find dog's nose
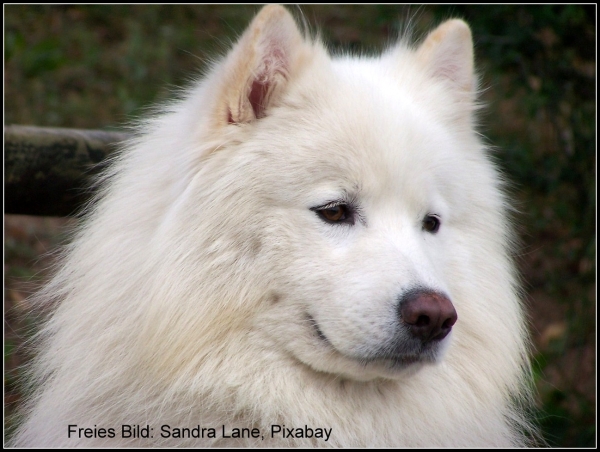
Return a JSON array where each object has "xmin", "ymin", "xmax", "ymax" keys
[{"xmin": 399, "ymin": 290, "xmax": 457, "ymax": 343}]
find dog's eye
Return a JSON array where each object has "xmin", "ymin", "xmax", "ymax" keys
[
  {"xmin": 315, "ymin": 204, "xmax": 354, "ymax": 225},
  {"xmin": 422, "ymin": 215, "xmax": 441, "ymax": 233},
  {"xmin": 321, "ymin": 205, "xmax": 348, "ymax": 222}
]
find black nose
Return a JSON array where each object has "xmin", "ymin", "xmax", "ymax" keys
[{"xmin": 399, "ymin": 289, "xmax": 457, "ymax": 343}]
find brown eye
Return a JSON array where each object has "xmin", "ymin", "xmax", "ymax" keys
[
  {"xmin": 320, "ymin": 205, "xmax": 347, "ymax": 222},
  {"xmin": 422, "ymin": 215, "xmax": 441, "ymax": 233},
  {"xmin": 312, "ymin": 203, "xmax": 355, "ymax": 225}
]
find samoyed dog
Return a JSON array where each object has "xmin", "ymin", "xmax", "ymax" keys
[{"xmin": 13, "ymin": 5, "xmax": 537, "ymax": 447}]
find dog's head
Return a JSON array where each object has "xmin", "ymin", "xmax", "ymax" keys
[{"xmin": 154, "ymin": 6, "xmax": 516, "ymax": 382}]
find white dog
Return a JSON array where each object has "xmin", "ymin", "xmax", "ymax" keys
[{"xmin": 13, "ymin": 5, "xmax": 537, "ymax": 447}]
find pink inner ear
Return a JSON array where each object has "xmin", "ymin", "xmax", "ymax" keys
[
  {"xmin": 434, "ymin": 62, "xmax": 462, "ymax": 86},
  {"xmin": 248, "ymin": 45, "xmax": 289, "ymax": 120},
  {"xmin": 249, "ymin": 79, "xmax": 270, "ymax": 119}
]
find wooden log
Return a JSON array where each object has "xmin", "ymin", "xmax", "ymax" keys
[{"xmin": 5, "ymin": 125, "xmax": 129, "ymax": 217}]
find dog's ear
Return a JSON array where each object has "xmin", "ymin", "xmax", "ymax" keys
[
  {"xmin": 416, "ymin": 19, "xmax": 475, "ymax": 100},
  {"xmin": 214, "ymin": 5, "xmax": 307, "ymax": 126}
]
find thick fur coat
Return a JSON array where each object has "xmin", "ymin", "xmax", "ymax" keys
[{"xmin": 13, "ymin": 6, "xmax": 536, "ymax": 447}]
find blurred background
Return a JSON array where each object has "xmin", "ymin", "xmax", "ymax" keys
[{"xmin": 4, "ymin": 5, "xmax": 595, "ymax": 447}]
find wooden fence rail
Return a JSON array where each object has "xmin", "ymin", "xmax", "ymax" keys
[{"xmin": 5, "ymin": 125, "xmax": 129, "ymax": 217}]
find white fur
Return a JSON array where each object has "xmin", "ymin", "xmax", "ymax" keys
[{"xmin": 13, "ymin": 6, "xmax": 537, "ymax": 447}]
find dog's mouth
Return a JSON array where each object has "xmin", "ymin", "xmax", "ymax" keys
[
  {"xmin": 361, "ymin": 353, "xmax": 431, "ymax": 369},
  {"xmin": 307, "ymin": 313, "xmax": 329, "ymax": 344},
  {"xmin": 306, "ymin": 313, "xmax": 432, "ymax": 369}
]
